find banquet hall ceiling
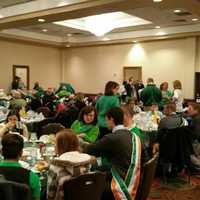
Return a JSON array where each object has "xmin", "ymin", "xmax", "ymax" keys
[
  {"xmin": 0, "ymin": 0, "xmax": 35, "ymax": 8},
  {"xmin": 0, "ymin": 0, "xmax": 200, "ymax": 47}
]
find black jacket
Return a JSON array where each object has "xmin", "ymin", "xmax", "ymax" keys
[{"xmin": 86, "ymin": 128, "xmax": 132, "ymax": 176}]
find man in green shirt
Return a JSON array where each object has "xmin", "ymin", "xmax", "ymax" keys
[
  {"xmin": 140, "ymin": 78, "xmax": 162, "ymax": 110},
  {"xmin": 0, "ymin": 134, "xmax": 40, "ymax": 200}
]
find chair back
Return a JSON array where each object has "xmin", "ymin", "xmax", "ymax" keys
[
  {"xmin": 136, "ymin": 153, "xmax": 159, "ymax": 200},
  {"xmin": 0, "ymin": 175, "xmax": 31, "ymax": 200},
  {"xmin": 158, "ymin": 127, "xmax": 193, "ymax": 169},
  {"xmin": 41, "ymin": 123, "xmax": 65, "ymax": 135},
  {"xmin": 36, "ymin": 106, "xmax": 51, "ymax": 117},
  {"xmin": 63, "ymin": 172, "xmax": 106, "ymax": 200}
]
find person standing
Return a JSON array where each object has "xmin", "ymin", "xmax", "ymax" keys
[
  {"xmin": 134, "ymin": 80, "xmax": 144, "ymax": 102},
  {"xmin": 125, "ymin": 77, "xmax": 137, "ymax": 100},
  {"xmin": 172, "ymin": 80, "xmax": 184, "ymax": 113},
  {"xmin": 140, "ymin": 78, "xmax": 162, "ymax": 111},
  {"xmin": 11, "ymin": 76, "xmax": 20, "ymax": 90},
  {"xmin": 160, "ymin": 82, "xmax": 173, "ymax": 108},
  {"xmin": 95, "ymin": 81, "xmax": 120, "ymax": 139}
]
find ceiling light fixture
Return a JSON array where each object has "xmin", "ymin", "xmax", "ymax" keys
[
  {"xmin": 133, "ymin": 41, "xmax": 137, "ymax": 43},
  {"xmin": 192, "ymin": 18, "xmax": 199, "ymax": 21},
  {"xmin": 155, "ymin": 26, "xmax": 160, "ymax": 29},
  {"xmin": 153, "ymin": 0, "xmax": 163, "ymax": 2},
  {"xmin": 174, "ymin": 9, "xmax": 182, "ymax": 13},
  {"xmin": 42, "ymin": 29, "xmax": 48, "ymax": 32},
  {"xmin": 66, "ymin": 44, "xmax": 71, "ymax": 47},
  {"xmin": 38, "ymin": 18, "xmax": 45, "ymax": 22},
  {"xmin": 67, "ymin": 33, "xmax": 72, "ymax": 37},
  {"xmin": 54, "ymin": 12, "xmax": 152, "ymax": 37}
]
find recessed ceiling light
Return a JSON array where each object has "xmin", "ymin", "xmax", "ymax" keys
[
  {"xmin": 38, "ymin": 18, "xmax": 45, "ymax": 22},
  {"xmin": 42, "ymin": 29, "xmax": 48, "ymax": 32},
  {"xmin": 155, "ymin": 26, "xmax": 160, "ymax": 29},
  {"xmin": 66, "ymin": 44, "xmax": 71, "ymax": 48},
  {"xmin": 156, "ymin": 31, "xmax": 166, "ymax": 36},
  {"xmin": 133, "ymin": 41, "xmax": 137, "ymax": 43},
  {"xmin": 174, "ymin": 9, "xmax": 182, "ymax": 13},
  {"xmin": 192, "ymin": 18, "xmax": 199, "ymax": 21},
  {"xmin": 153, "ymin": 0, "xmax": 163, "ymax": 2},
  {"xmin": 102, "ymin": 37, "xmax": 110, "ymax": 41}
]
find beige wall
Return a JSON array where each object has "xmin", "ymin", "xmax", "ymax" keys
[
  {"xmin": 0, "ymin": 40, "xmax": 62, "ymax": 91},
  {"xmin": 64, "ymin": 37, "xmax": 196, "ymax": 99},
  {"xmin": 0, "ymin": 37, "xmax": 197, "ymax": 99},
  {"xmin": 196, "ymin": 37, "xmax": 200, "ymax": 72}
]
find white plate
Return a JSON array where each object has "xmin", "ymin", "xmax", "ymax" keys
[
  {"xmin": 19, "ymin": 160, "xmax": 30, "ymax": 169},
  {"xmin": 39, "ymin": 135, "xmax": 49, "ymax": 144}
]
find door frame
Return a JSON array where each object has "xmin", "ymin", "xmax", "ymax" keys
[
  {"xmin": 123, "ymin": 66, "xmax": 142, "ymax": 81},
  {"xmin": 13, "ymin": 65, "xmax": 30, "ymax": 90}
]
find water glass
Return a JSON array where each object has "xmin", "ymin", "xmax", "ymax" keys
[{"xmin": 30, "ymin": 133, "xmax": 37, "ymax": 142}]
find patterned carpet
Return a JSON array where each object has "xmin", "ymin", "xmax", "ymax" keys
[{"xmin": 148, "ymin": 175, "xmax": 200, "ymax": 200}]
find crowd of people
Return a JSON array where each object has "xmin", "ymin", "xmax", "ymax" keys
[{"xmin": 0, "ymin": 75, "xmax": 200, "ymax": 200}]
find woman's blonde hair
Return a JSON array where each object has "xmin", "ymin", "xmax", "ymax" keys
[{"xmin": 173, "ymin": 80, "xmax": 182, "ymax": 89}]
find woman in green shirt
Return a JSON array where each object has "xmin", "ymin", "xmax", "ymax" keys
[
  {"xmin": 96, "ymin": 81, "xmax": 120, "ymax": 139},
  {"xmin": 160, "ymin": 82, "xmax": 173, "ymax": 108},
  {"xmin": 71, "ymin": 106, "xmax": 99, "ymax": 143}
]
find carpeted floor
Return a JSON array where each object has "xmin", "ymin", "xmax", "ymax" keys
[{"xmin": 148, "ymin": 175, "xmax": 200, "ymax": 200}]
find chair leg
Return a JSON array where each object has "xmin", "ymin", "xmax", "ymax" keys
[
  {"xmin": 162, "ymin": 163, "xmax": 168, "ymax": 183},
  {"xmin": 186, "ymin": 167, "xmax": 191, "ymax": 184}
]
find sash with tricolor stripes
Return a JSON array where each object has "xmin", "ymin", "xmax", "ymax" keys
[{"xmin": 111, "ymin": 133, "xmax": 142, "ymax": 200}]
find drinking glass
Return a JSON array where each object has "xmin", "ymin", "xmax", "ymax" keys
[{"xmin": 30, "ymin": 133, "xmax": 37, "ymax": 142}]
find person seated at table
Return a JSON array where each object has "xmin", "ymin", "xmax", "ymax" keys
[
  {"xmin": 85, "ymin": 107, "xmax": 142, "ymax": 200},
  {"xmin": 147, "ymin": 102, "xmax": 164, "ymax": 123},
  {"xmin": 152, "ymin": 102, "xmax": 188, "ymax": 155},
  {"xmin": 33, "ymin": 81, "xmax": 43, "ymax": 91},
  {"xmin": 71, "ymin": 106, "xmax": 99, "ymax": 143},
  {"xmin": 47, "ymin": 129, "xmax": 91, "ymax": 200},
  {"xmin": 56, "ymin": 83, "xmax": 75, "ymax": 95},
  {"xmin": 121, "ymin": 104, "xmax": 144, "ymax": 143},
  {"xmin": 10, "ymin": 90, "xmax": 27, "ymax": 110},
  {"xmin": 42, "ymin": 88, "xmax": 57, "ymax": 112},
  {"xmin": 186, "ymin": 102, "xmax": 200, "ymax": 141},
  {"xmin": 159, "ymin": 103, "xmax": 187, "ymax": 130},
  {"xmin": 126, "ymin": 97, "xmax": 142, "ymax": 114},
  {"xmin": 0, "ymin": 133, "xmax": 40, "ymax": 200},
  {"xmin": 0, "ymin": 109, "xmax": 29, "ymax": 138}
]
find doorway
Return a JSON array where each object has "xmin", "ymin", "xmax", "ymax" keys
[
  {"xmin": 123, "ymin": 66, "xmax": 142, "ymax": 82},
  {"xmin": 13, "ymin": 65, "xmax": 30, "ymax": 90}
]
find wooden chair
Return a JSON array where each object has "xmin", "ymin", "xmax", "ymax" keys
[
  {"xmin": 136, "ymin": 153, "xmax": 159, "ymax": 200},
  {"xmin": 63, "ymin": 172, "xmax": 106, "ymax": 200}
]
